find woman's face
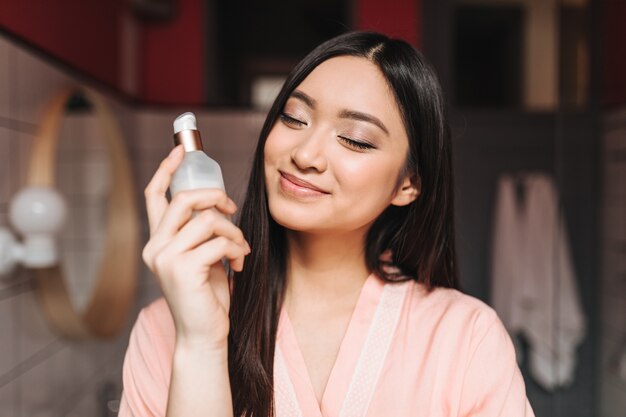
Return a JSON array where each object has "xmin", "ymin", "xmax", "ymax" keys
[{"xmin": 264, "ymin": 56, "xmax": 419, "ymax": 235}]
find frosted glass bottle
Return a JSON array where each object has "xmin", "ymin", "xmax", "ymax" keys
[{"xmin": 169, "ymin": 112, "xmax": 225, "ymax": 197}]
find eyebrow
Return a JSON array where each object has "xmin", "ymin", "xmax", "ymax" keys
[
  {"xmin": 289, "ymin": 90, "xmax": 390, "ymax": 136},
  {"xmin": 291, "ymin": 90, "xmax": 316, "ymax": 108},
  {"xmin": 338, "ymin": 109, "xmax": 390, "ymax": 136}
]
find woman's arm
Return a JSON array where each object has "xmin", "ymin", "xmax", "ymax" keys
[
  {"xmin": 118, "ymin": 302, "xmax": 234, "ymax": 417},
  {"xmin": 166, "ymin": 342, "xmax": 232, "ymax": 417},
  {"xmin": 119, "ymin": 145, "xmax": 249, "ymax": 416}
]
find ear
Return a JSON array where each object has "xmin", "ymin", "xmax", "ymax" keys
[{"xmin": 390, "ymin": 174, "xmax": 421, "ymax": 207}]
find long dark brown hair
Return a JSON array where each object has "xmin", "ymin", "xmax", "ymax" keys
[{"xmin": 229, "ymin": 31, "xmax": 458, "ymax": 417}]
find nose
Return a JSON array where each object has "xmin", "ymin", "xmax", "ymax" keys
[{"xmin": 290, "ymin": 128, "xmax": 328, "ymax": 172}]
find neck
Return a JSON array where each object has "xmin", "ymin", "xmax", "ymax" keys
[{"xmin": 284, "ymin": 228, "xmax": 371, "ymax": 307}]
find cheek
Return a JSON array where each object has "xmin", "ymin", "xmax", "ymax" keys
[
  {"xmin": 264, "ymin": 127, "xmax": 291, "ymax": 168},
  {"xmin": 263, "ymin": 130, "xmax": 276, "ymax": 163},
  {"xmin": 335, "ymin": 155, "xmax": 402, "ymax": 198}
]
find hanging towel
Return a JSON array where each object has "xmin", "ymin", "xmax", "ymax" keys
[{"xmin": 490, "ymin": 172, "xmax": 586, "ymax": 391}]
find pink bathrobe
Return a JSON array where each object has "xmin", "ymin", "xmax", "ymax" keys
[{"xmin": 118, "ymin": 274, "xmax": 535, "ymax": 417}]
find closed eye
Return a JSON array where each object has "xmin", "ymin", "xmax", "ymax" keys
[
  {"xmin": 279, "ymin": 113, "xmax": 307, "ymax": 127},
  {"xmin": 338, "ymin": 136, "xmax": 375, "ymax": 150}
]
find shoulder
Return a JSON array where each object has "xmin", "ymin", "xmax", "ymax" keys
[
  {"xmin": 404, "ymin": 281, "xmax": 504, "ymax": 349},
  {"xmin": 411, "ymin": 281, "xmax": 498, "ymax": 324},
  {"xmin": 420, "ymin": 286, "xmax": 535, "ymax": 415},
  {"xmin": 401, "ymin": 281, "xmax": 526, "ymax": 392}
]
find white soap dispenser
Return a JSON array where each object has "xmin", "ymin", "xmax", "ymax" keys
[{"xmin": 169, "ymin": 112, "xmax": 225, "ymax": 197}]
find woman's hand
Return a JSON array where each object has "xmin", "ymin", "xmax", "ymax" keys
[{"xmin": 142, "ymin": 145, "xmax": 250, "ymax": 351}]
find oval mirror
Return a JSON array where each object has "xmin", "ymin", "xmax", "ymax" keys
[{"xmin": 26, "ymin": 87, "xmax": 139, "ymax": 340}]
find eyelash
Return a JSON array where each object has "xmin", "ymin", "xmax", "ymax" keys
[
  {"xmin": 338, "ymin": 136, "xmax": 374, "ymax": 150},
  {"xmin": 279, "ymin": 113, "xmax": 307, "ymax": 127},
  {"xmin": 279, "ymin": 112, "xmax": 375, "ymax": 151}
]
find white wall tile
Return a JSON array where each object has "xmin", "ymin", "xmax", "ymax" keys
[
  {"xmin": 219, "ymin": 155, "xmax": 253, "ymax": 206},
  {"xmin": 136, "ymin": 157, "xmax": 165, "ymax": 199},
  {"xmin": 58, "ymin": 113, "xmax": 108, "ymax": 153},
  {"xmin": 15, "ymin": 47, "xmax": 74, "ymax": 126},
  {"xmin": 0, "ymin": 129, "xmax": 14, "ymax": 205},
  {"xmin": 16, "ymin": 349, "xmax": 60, "ymax": 416},
  {"xmin": 47, "ymin": 345, "xmax": 76, "ymax": 398},
  {"xmin": 134, "ymin": 111, "xmax": 179, "ymax": 153},
  {"xmin": 0, "ymin": 381, "xmax": 17, "ymax": 417},
  {"xmin": 104, "ymin": 96, "xmax": 136, "ymax": 146},
  {"xmin": 0, "ymin": 296, "xmax": 17, "ymax": 377},
  {"xmin": 0, "ymin": 34, "xmax": 15, "ymax": 121},
  {"xmin": 199, "ymin": 111, "xmax": 264, "ymax": 154},
  {"xmin": 63, "ymin": 390, "xmax": 97, "ymax": 417},
  {"xmin": 16, "ymin": 290, "xmax": 58, "ymax": 366},
  {"xmin": 55, "ymin": 343, "xmax": 126, "ymax": 416}
]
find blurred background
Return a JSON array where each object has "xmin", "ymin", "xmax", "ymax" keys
[{"xmin": 0, "ymin": 0, "xmax": 624, "ymax": 416}]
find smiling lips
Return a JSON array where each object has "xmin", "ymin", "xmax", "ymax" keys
[{"xmin": 279, "ymin": 171, "xmax": 330, "ymax": 196}]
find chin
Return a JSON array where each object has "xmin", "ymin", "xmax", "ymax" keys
[
  {"xmin": 268, "ymin": 201, "xmax": 374, "ymax": 236},
  {"xmin": 268, "ymin": 201, "xmax": 324, "ymax": 232}
]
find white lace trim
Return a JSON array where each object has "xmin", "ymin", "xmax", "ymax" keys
[
  {"xmin": 338, "ymin": 281, "xmax": 410, "ymax": 417},
  {"xmin": 274, "ymin": 345, "xmax": 304, "ymax": 417}
]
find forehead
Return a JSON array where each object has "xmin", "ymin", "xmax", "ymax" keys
[{"xmin": 294, "ymin": 56, "xmax": 405, "ymax": 133}]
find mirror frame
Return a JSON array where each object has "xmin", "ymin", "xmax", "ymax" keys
[{"xmin": 26, "ymin": 86, "xmax": 140, "ymax": 340}]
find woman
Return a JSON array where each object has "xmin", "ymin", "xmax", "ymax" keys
[{"xmin": 119, "ymin": 31, "xmax": 534, "ymax": 417}]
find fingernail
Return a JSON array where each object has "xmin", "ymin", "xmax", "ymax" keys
[{"xmin": 168, "ymin": 145, "xmax": 182, "ymax": 159}]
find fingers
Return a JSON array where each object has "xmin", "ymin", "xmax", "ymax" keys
[
  {"xmin": 180, "ymin": 236, "xmax": 249, "ymax": 273},
  {"xmin": 143, "ymin": 203, "xmax": 250, "ymax": 277},
  {"xmin": 142, "ymin": 148, "xmax": 246, "ymax": 279},
  {"xmin": 145, "ymin": 145, "xmax": 184, "ymax": 234},
  {"xmin": 167, "ymin": 209, "xmax": 249, "ymax": 255},
  {"xmin": 153, "ymin": 189, "xmax": 238, "ymax": 239}
]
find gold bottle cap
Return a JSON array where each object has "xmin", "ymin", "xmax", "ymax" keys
[{"xmin": 173, "ymin": 129, "xmax": 204, "ymax": 152}]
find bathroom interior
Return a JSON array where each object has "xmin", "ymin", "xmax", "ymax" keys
[{"xmin": 0, "ymin": 0, "xmax": 624, "ymax": 415}]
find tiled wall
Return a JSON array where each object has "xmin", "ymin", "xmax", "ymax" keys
[
  {"xmin": 600, "ymin": 108, "xmax": 626, "ymax": 416},
  {"xmin": 0, "ymin": 32, "xmax": 134, "ymax": 417},
  {"xmin": 0, "ymin": 32, "xmax": 264, "ymax": 416}
]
